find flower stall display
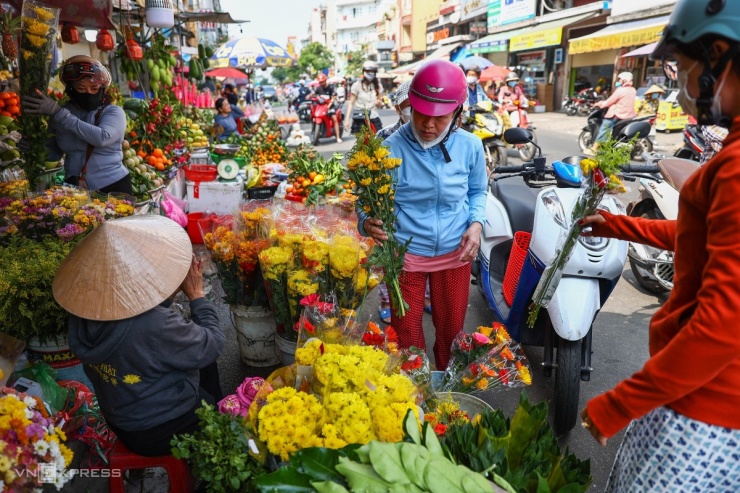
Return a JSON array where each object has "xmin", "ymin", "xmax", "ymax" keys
[
  {"xmin": 346, "ymin": 126, "xmax": 408, "ymax": 316},
  {"xmin": 17, "ymin": 0, "xmax": 60, "ymax": 189},
  {"xmin": 0, "ymin": 187, "xmax": 134, "ymax": 344},
  {"xmin": 527, "ymin": 135, "xmax": 631, "ymax": 326},
  {"xmin": 202, "ymin": 206, "xmax": 272, "ymax": 308},
  {"xmin": 0, "ymin": 388, "xmax": 74, "ymax": 490},
  {"xmin": 249, "ymin": 339, "xmax": 419, "ymax": 461}
]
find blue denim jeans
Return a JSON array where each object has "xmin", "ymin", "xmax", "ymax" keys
[{"xmin": 596, "ymin": 117, "xmax": 617, "ymax": 143}]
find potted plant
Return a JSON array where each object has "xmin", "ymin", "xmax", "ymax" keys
[{"xmin": 171, "ymin": 403, "xmax": 267, "ymax": 493}]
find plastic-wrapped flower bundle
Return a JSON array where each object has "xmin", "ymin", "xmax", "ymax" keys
[
  {"xmin": 439, "ymin": 322, "xmax": 512, "ymax": 391},
  {"xmin": 287, "ymin": 268, "xmax": 319, "ymax": 330},
  {"xmin": 439, "ymin": 340, "xmax": 532, "ymax": 394},
  {"xmin": 328, "ymin": 234, "xmax": 361, "ymax": 310},
  {"xmin": 259, "ymin": 245, "xmax": 293, "ymax": 337}
]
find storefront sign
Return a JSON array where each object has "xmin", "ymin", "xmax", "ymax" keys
[
  {"xmin": 500, "ymin": 0, "xmax": 536, "ymax": 26},
  {"xmin": 487, "ymin": 0, "xmax": 501, "ymax": 30},
  {"xmin": 510, "ymin": 26, "xmax": 562, "ymax": 52},
  {"xmin": 655, "ymin": 100, "xmax": 689, "ymax": 131},
  {"xmin": 554, "ymin": 48, "xmax": 563, "ymax": 64},
  {"xmin": 470, "ymin": 39, "xmax": 508, "ymax": 54},
  {"xmin": 460, "ymin": 0, "xmax": 487, "ymax": 22},
  {"xmin": 469, "ymin": 21, "xmax": 487, "ymax": 34},
  {"xmin": 570, "ymin": 24, "xmax": 665, "ymax": 54},
  {"xmin": 517, "ymin": 50, "xmax": 545, "ymax": 64},
  {"xmin": 432, "ymin": 28, "xmax": 451, "ymax": 42}
]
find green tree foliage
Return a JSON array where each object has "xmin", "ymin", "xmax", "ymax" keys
[
  {"xmin": 345, "ymin": 47, "xmax": 367, "ymax": 77},
  {"xmin": 298, "ymin": 42, "xmax": 334, "ymax": 75},
  {"xmin": 271, "ymin": 65, "xmax": 303, "ymax": 84}
]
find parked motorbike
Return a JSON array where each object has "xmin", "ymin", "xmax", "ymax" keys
[
  {"xmin": 562, "ymin": 88, "xmax": 602, "ymax": 117},
  {"xmin": 462, "ymin": 100, "xmax": 508, "ymax": 173},
  {"xmin": 578, "ymin": 108, "xmax": 655, "ymax": 160},
  {"xmin": 310, "ymin": 95, "xmax": 343, "ymax": 146},
  {"xmin": 626, "ymin": 153, "xmax": 699, "ymax": 293},
  {"xmin": 472, "ymin": 123, "xmax": 652, "ymax": 434},
  {"xmin": 673, "ymin": 124, "xmax": 704, "ymax": 162},
  {"xmin": 503, "ymin": 100, "xmax": 538, "ymax": 161}
]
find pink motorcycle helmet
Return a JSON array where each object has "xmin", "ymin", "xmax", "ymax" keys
[{"xmin": 408, "ymin": 60, "xmax": 467, "ymax": 117}]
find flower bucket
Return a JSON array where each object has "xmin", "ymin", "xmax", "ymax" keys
[
  {"xmin": 26, "ymin": 336, "xmax": 94, "ymax": 389},
  {"xmin": 275, "ymin": 332, "xmax": 297, "ymax": 366},
  {"xmin": 231, "ymin": 305, "xmax": 280, "ymax": 367}
]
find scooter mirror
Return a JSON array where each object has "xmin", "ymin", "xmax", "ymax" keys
[
  {"xmin": 621, "ymin": 121, "xmax": 651, "ymax": 140},
  {"xmin": 503, "ymin": 127, "xmax": 533, "ymax": 145}
]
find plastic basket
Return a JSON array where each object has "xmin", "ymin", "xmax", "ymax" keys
[
  {"xmin": 187, "ymin": 212, "xmax": 205, "ymax": 243},
  {"xmin": 503, "ymin": 231, "xmax": 531, "ymax": 306},
  {"xmin": 183, "ymin": 164, "xmax": 218, "ymax": 182}
]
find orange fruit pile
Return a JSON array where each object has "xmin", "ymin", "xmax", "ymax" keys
[
  {"xmin": 0, "ymin": 92, "xmax": 21, "ymax": 118},
  {"xmin": 141, "ymin": 148, "xmax": 172, "ymax": 171}
]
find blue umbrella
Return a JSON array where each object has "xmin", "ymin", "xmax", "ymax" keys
[
  {"xmin": 459, "ymin": 56, "xmax": 494, "ymax": 70},
  {"xmin": 211, "ymin": 36, "xmax": 295, "ymax": 69}
]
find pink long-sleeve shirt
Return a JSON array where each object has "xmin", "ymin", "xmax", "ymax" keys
[{"xmin": 596, "ymin": 85, "xmax": 637, "ymax": 120}]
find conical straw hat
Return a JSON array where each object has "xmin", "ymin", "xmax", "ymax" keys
[{"xmin": 53, "ymin": 215, "xmax": 193, "ymax": 321}]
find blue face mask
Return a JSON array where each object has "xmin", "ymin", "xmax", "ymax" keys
[
  {"xmin": 615, "ymin": 82, "xmax": 622, "ymax": 88},
  {"xmin": 651, "ymin": 94, "xmax": 660, "ymax": 100},
  {"xmin": 508, "ymin": 81, "xmax": 517, "ymax": 87}
]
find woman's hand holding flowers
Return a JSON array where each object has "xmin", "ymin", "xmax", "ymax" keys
[
  {"xmin": 21, "ymin": 88, "xmax": 61, "ymax": 116},
  {"xmin": 363, "ymin": 217, "xmax": 388, "ymax": 244}
]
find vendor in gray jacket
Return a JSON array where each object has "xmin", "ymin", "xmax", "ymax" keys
[
  {"xmin": 21, "ymin": 55, "xmax": 131, "ymax": 194},
  {"xmin": 53, "ymin": 215, "xmax": 224, "ymax": 456}
]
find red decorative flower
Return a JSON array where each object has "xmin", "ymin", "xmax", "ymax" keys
[
  {"xmin": 401, "ymin": 355, "xmax": 422, "ymax": 372},
  {"xmin": 362, "ymin": 331, "xmax": 385, "ymax": 347},
  {"xmin": 386, "ymin": 326, "xmax": 398, "ymax": 343},
  {"xmin": 433, "ymin": 423, "xmax": 447, "ymax": 436}
]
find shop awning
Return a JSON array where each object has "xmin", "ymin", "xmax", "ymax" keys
[
  {"xmin": 621, "ymin": 41, "xmax": 658, "ymax": 58},
  {"xmin": 178, "ymin": 12, "xmax": 249, "ymax": 24},
  {"xmin": 509, "ymin": 12, "xmax": 596, "ymax": 52},
  {"xmin": 390, "ymin": 43, "xmax": 461, "ymax": 74},
  {"xmin": 467, "ymin": 26, "xmax": 531, "ymax": 55},
  {"xmin": 569, "ymin": 16, "xmax": 669, "ymax": 55}
]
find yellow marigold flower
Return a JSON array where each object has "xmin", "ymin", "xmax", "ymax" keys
[
  {"xmin": 359, "ymin": 178, "xmax": 372, "ymax": 186},
  {"xmin": 383, "ymin": 157, "xmax": 402, "ymax": 169},
  {"xmin": 24, "ymin": 33, "xmax": 48, "ymax": 48},
  {"xmin": 24, "ymin": 18, "xmax": 50, "ymax": 36},
  {"xmin": 368, "ymin": 160, "xmax": 382, "ymax": 171},
  {"xmin": 374, "ymin": 146, "xmax": 391, "ymax": 160},
  {"xmin": 478, "ymin": 325, "xmax": 493, "ymax": 337},
  {"xmin": 33, "ymin": 5, "xmax": 57, "ymax": 21},
  {"xmin": 519, "ymin": 366, "xmax": 532, "ymax": 385},
  {"xmin": 580, "ymin": 158, "xmax": 598, "ymax": 175},
  {"xmin": 377, "ymin": 184, "xmax": 390, "ymax": 195},
  {"xmin": 475, "ymin": 379, "xmax": 489, "ymax": 390},
  {"xmin": 608, "ymin": 174, "xmax": 627, "ymax": 194},
  {"xmin": 22, "ymin": 50, "xmax": 34, "ymax": 60}
]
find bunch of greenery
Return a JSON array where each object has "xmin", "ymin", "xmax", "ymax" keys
[
  {"xmin": 171, "ymin": 403, "xmax": 266, "ymax": 493},
  {"xmin": 0, "ymin": 236, "xmax": 74, "ymax": 344},
  {"xmin": 443, "ymin": 392, "xmax": 592, "ymax": 493}
]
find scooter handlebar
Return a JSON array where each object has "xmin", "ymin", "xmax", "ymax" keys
[
  {"xmin": 494, "ymin": 164, "xmax": 527, "ymax": 174},
  {"xmin": 620, "ymin": 164, "xmax": 660, "ymax": 173}
]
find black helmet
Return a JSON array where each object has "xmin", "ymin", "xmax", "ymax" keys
[{"xmin": 60, "ymin": 55, "xmax": 111, "ymax": 88}]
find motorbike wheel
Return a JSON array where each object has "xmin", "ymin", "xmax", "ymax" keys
[
  {"xmin": 312, "ymin": 123, "xmax": 323, "ymax": 146},
  {"xmin": 566, "ymin": 106, "xmax": 577, "ymax": 117},
  {"xmin": 628, "ymin": 202, "xmax": 670, "ymax": 294},
  {"xmin": 484, "ymin": 142, "xmax": 507, "ymax": 173},
  {"xmin": 553, "ymin": 338, "xmax": 582, "ymax": 436},
  {"xmin": 578, "ymin": 130, "xmax": 593, "ymax": 153},
  {"xmin": 517, "ymin": 131, "xmax": 537, "ymax": 161},
  {"xmin": 577, "ymin": 104, "xmax": 591, "ymax": 117},
  {"xmin": 631, "ymin": 138, "xmax": 653, "ymax": 161}
]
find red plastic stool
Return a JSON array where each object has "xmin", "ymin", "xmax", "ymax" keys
[{"xmin": 106, "ymin": 440, "xmax": 193, "ymax": 493}]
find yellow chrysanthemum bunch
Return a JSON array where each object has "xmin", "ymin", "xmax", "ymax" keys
[
  {"xmin": 257, "ymin": 387, "xmax": 325, "ymax": 461},
  {"xmin": 24, "ymin": 18, "xmax": 50, "ymax": 36},
  {"xmin": 259, "ymin": 246, "xmax": 292, "ymax": 280}
]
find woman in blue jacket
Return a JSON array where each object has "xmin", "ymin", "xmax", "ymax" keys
[
  {"xmin": 214, "ymin": 97, "xmax": 245, "ymax": 140},
  {"xmin": 360, "ymin": 60, "xmax": 487, "ymax": 369}
]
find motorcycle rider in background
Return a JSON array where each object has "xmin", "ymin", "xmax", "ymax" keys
[
  {"xmin": 584, "ymin": 71, "xmax": 637, "ymax": 155},
  {"xmin": 312, "ymin": 73, "xmax": 342, "ymax": 144},
  {"xmin": 465, "ymin": 65, "xmax": 490, "ymax": 110},
  {"xmin": 497, "ymin": 72, "xmax": 528, "ymax": 127}
]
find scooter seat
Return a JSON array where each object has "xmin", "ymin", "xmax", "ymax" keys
[{"xmin": 490, "ymin": 176, "xmax": 539, "ymax": 234}]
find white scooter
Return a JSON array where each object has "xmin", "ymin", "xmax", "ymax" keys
[
  {"xmin": 626, "ymin": 154, "xmax": 700, "ymax": 293},
  {"xmin": 472, "ymin": 125, "xmax": 653, "ymax": 434}
]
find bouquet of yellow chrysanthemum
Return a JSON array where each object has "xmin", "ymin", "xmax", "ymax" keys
[
  {"xmin": 527, "ymin": 133, "xmax": 631, "ymax": 326},
  {"xmin": 328, "ymin": 233, "xmax": 362, "ymax": 310},
  {"xmin": 18, "ymin": 0, "xmax": 61, "ymax": 189},
  {"xmin": 347, "ymin": 126, "xmax": 409, "ymax": 316},
  {"xmin": 259, "ymin": 245, "xmax": 294, "ymax": 338}
]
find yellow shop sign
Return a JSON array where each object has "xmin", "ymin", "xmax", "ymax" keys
[
  {"xmin": 570, "ymin": 25, "xmax": 665, "ymax": 55},
  {"xmin": 510, "ymin": 27, "xmax": 563, "ymax": 52},
  {"xmin": 655, "ymin": 100, "xmax": 689, "ymax": 132}
]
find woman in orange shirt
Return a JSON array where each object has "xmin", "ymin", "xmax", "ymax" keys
[{"xmin": 579, "ymin": 1, "xmax": 740, "ymax": 491}]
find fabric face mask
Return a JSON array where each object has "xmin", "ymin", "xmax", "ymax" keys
[
  {"xmin": 68, "ymin": 87, "xmax": 105, "ymax": 111},
  {"xmin": 400, "ymin": 107, "xmax": 411, "ymax": 123},
  {"xmin": 411, "ymin": 118, "xmax": 454, "ymax": 150},
  {"xmin": 615, "ymin": 82, "xmax": 622, "ymax": 88},
  {"xmin": 466, "ymin": 75, "xmax": 478, "ymax": 85},
  {"xmin": 676, "ymin": 61, "xmax": 699, "ymax": 118},
  {"xmin": 364, "ymin": 71, "xmax": 376, "ymax": 81},
  {"xmin": 507, "ymin": 81, "xmax": 517, "ymax": 87}
]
